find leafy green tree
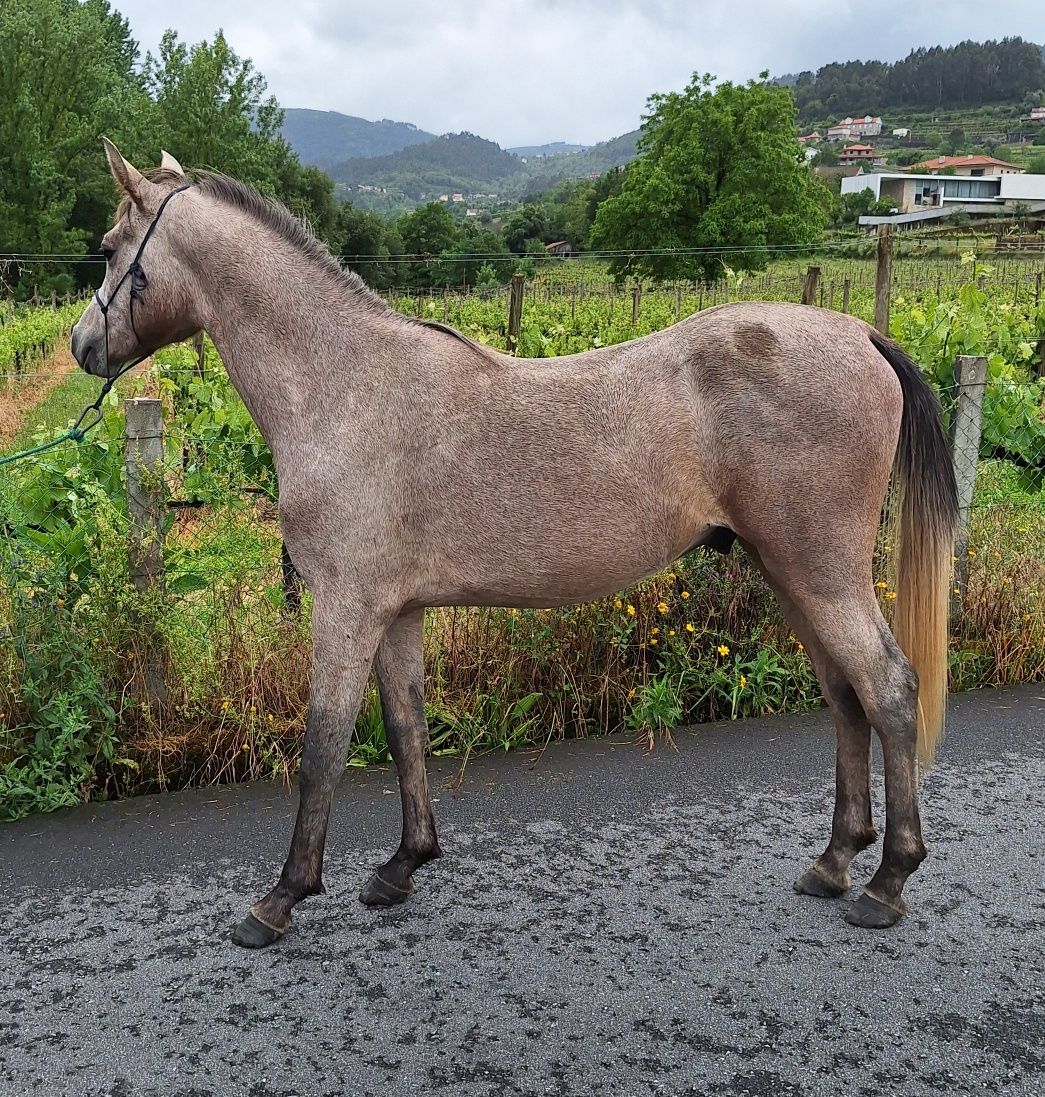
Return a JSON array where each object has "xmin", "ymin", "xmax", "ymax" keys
[
  {"xmin": 0, "ymin": 0, "xmax": 152, "ymax": 294},
  {"xmin": 144, "ymin": 31, "xmax": 283, "ymax": 178},
  {"xmin": 1026, "ymin": 153, "xmax": 1045, "ymax": 174},
  {"xmin": 335, "ymin": 203, "xmax": 402, "ymax": 291},
  {"xmin": 591, "ymin": 73, "xmax": 827, "ymax": 281},
  {"xmin": 943, "ymin": 127, "xmax": 966, "ymax": 154},
  {"xmin": 440, "ymin": 224, "xmax": 512, "ymax": 287},
  {"xmin": 398, "ymin": 202, "xmax": 459, "ymax": 286},
  {"xmin": 502, "ymin": 204, "xmax": 547, "ymax": 253}
]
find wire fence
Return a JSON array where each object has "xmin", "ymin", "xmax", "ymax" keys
[{"xmin": 3, "ymin": 242, "xmax": 1045, "ymax": 812}]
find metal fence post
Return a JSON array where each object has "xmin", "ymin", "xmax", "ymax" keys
[
  {"xmin": 874, "ymin": 224, "xmax": 893, "ymax": 334},
  {"xmin": 507, "ymin": 273, "xmax": 524, "ymax": 354},
  {"xmin": 124, "ymin": 397, "xmax": 167, "ymax": 706},
  {"xmin": 950, "ymin": 355, "xmax": 987, "ymax": 598}
]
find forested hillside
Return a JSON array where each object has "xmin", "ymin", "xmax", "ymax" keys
[
  {"xmin": 281, "ymin": 109, "xmax": 435, "ymax": 168},
  {"xmin": 789, "ymin": 37, "xmax": 1045, "ymax": 122},
  {"xmin": 330, "ymin": 132, "xmax": 522, "ymax": 195}
]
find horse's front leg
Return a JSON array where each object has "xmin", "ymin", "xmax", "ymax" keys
[
  {"xmin": 359, "ymin": 607, "xmax": 442, "ymax": 906},
  {"xmin": 232, "ymin": 593, "xmax": 388, "ymax": 948}
]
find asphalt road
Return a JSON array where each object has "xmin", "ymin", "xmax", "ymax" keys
[{"xmin": 3, "ymin": 686, "xmax": 1044, "ymax": 1097}]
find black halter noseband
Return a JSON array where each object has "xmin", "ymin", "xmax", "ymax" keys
[{"xmin": 94, "ymin": 183, "xmax": 190, "ymax": 377}]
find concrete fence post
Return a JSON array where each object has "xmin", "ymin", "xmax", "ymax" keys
[{"xmin": 950, "ymin": 355, "xmax": 987, "ymax": 599}]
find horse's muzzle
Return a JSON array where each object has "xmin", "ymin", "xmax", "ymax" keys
[{"xmin": 70, "ymin": 323, "xmax": 103, "ymax": 376}]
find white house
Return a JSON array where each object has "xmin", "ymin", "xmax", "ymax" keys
[
  {"xmin": 827, "ymin": 115, "xmax": 882, "ymax": 140},
  {"xmin": 1030, "ymin": 106, "xmax": 1045, "ymax": 122},
  {"xmin": 842, "ymin": 168, "xmax": 1045, "ymax": 215}
]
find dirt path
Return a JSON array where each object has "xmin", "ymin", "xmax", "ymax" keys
[{"xmin": 0, "ymin": 348, "xmax": 78, "ymax": 450}]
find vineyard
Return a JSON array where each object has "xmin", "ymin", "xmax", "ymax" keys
[{"xmin": 2, "ymin": 250, "xmax": 1045, "ymax": 819}]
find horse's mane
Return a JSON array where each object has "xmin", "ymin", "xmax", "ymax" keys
[{"xmin": 190, "ymin": 171, "xmax": 494, "ymax": 357}]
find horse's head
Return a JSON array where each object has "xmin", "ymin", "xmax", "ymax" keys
[{"xmin": 71, "ymin": 139, "xmax": 203, "ymax": 377}]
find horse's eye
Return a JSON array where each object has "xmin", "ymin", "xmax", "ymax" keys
[{"xmin": 101, "ymin": 246, "xmax": 115, "ymax": 262}]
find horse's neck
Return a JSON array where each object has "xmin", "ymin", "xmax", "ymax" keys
[{"xmin": 199, "ymin": 253, "xmax": 384, "ymax": 451}]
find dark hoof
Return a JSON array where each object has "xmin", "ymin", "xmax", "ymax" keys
[
  {"xmin": 231, "ymin": 911, "xmax": 288, "ymax": 948},
  {"xmin": 359, "ymin": 872, "xmax": 413, "ymax": 907},
  {"xmin": 845, "ymin": 891, "xmax": 905, "ymax": 929},
  {"xmin": 793, "ymin": 865, "xmax": 848, "ymax": 899}
]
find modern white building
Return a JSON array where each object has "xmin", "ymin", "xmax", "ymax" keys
[{"xmin": 841, "ymin": 168, "xmax": 1045, "ymax": 217}]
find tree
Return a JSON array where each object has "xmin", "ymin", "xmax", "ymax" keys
[
  {"xmin": 397, "ymin": 203, "xmax": 459, "ymax": 286},
  {"xmin": 335, "ymin": 203, "xmax": 401, "ymax": 291},
  {"xmin": 944, "ymin": 127, "xmax": 966, "ymax": 154},
  {"xmin": 1026, "ymin": 153, "xmax": 1045, "ymax": 174},
  {"xmin": 590, "ymin": 73, "xmax": 827, "ymax": 282},
  {"xmin": 501, "ymin": 204, "xmax": 547, "ymax": 253},
  {"xmin": 0, "ymin": 0, "xmax": 152, "ymax": 294}
]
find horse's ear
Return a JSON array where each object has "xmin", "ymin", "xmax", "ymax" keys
[
  {"xmin": 101, "ymin": 137, "xmax": 146, "ymax": 208},
  {"xmin": 159, "ymin": 150, "xmax": 186, "ymax": 177}
]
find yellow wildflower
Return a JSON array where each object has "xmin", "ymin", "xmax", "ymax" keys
[
  {"xmin": 651, "ymin": 627, "xmax": 660, "ymax": 636},
  {"xmin": 614, "ymin": 599, "xmax": 623, "ymax": 609},
  {"xmin": 685, "ymin": 623, "xmax": 695, "ymax": 633},
  {"xmin": 668, "ymin": 629, "xmax": 676, "ymax": 637},
  {"xmin": 886, "ymin": 591, "xmax": 897, "ymax": 601},
  {"xmin": 717, "ymin": 644, "xmax": 730, "ymax": 657},
  {"xmin": 681, "ymin": 591, "xmax": 690, "ymax": 600},
  {"xmin": 626, "ymin": 604, "xmax": 636, "ymax": 616},
  {"xmin": 627, "ymin": 688, "xmax": 636, "ymax": 700},
  {"xmin": 875, "ymin": 581, "xmax": 887, "ymax": 589},
  {"xmin": 657, "ymin": 601, "xmax": 669, "ymax": 614},
  {"xmin": 650, "ymin": 638, "xmax": 658, "ymax": 646},
  {"xmin": 740, "ymin": 675, "xmax": 747, "ymax": 688}
]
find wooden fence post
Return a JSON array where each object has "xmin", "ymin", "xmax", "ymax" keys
[
  {"xmin": 841, "ymin": 278, "xmax": 851, "ymax": 314},
  {"xmin": 192, "ymin": 331, "xmax": 206, "ymax": 377},
  {"xmin": 950, "ymin": 355, "xmax": 987, "ymax": 599},
  {"xmin": 631, "ymin": 284, "xmax": 641, "ymax": 327},
  {"xmin": 124, "ymin": 397, "xmax": 167, "ymax": 706},
  {"xmin": 800, "ymin": 266, "xmax": 820, "ymax": 306},
  {"xmin": 507, "ymin": 273, "xmax": 524, "ymax": 354},
  {"xmin": 281, "ymin": 543, "xmax": 302, "ymax": 616},
  {"xmin": 874, "ymin": 224, "xmax": 893, "ymax": 334}
]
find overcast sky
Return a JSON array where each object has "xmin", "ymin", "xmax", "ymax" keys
[{"xmin": 114, "ymin": 0, "xmax": 1042, "ymax": 147}]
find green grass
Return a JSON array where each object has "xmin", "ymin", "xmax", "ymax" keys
[{"xmin": 3, "ymin": 371, "xmax": 110, "ymax": 455}]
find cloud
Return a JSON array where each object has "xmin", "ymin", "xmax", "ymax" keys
[{"xmin": 116, "ymin": 0, "xmax": 1043, "ymax": 147}]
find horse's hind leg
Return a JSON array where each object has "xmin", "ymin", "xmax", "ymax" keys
[
  {"xmin": 762, "ymin": 555, "xmax": 925, "ymax": 927},
  {"xmin": 359, "ymin": 608, "xmax": 442, "ymax": 907},
  {"xmin": 745, "ymin": 546, "xmax": 877, "ymax": 898}
]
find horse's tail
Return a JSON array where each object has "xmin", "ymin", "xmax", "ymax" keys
[{"xmin": 870, "ymin": 329, "xmax": 958, "ymax": 768}]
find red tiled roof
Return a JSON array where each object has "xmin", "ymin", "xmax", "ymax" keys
[{"xmin": 905, "ymin": 154, "xmax": 1022, "ymax": 172}]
